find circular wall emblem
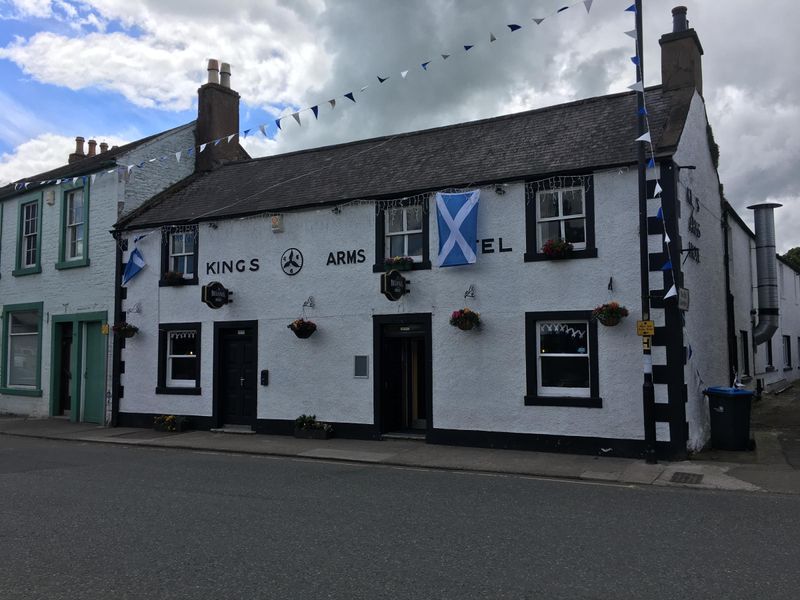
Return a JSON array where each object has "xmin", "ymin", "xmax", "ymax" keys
[{"xmin": 281, "ymin": 248, "xmax": 304, "ymax": 276}]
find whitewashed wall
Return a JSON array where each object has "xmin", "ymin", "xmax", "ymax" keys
[
  {"xmin": 0, "ymin": 124, "xmax": 196, "ymax": 418},
  {"xmin": 121, "ymin": 167, "xmax": 658, "ymax": 441},
  {"xmin": 673, "ymin": 92, "xmax": 731, "ymax": 451}
]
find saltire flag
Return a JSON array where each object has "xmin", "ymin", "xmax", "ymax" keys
[
  {"xmin": 436, "ymin": 190, "xmax": 480, "ymax": 267},
  {"xmin": 122, "ymin": 247, "xmax": 146, "ymax": 285}
]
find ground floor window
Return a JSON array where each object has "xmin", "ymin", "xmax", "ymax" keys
[
  {"xmin": 765, "ymin": 339, "xmax": 774, "ymax": 370},
  {"xmin": 525, "ymin": 311, "xmax": 601, "ymax": 408},
  {"xmin": 156, "ymin": 323, "xmax": 202, "ymax": 394},
  {"xmin": 739, "ymin": 330, "xmax": 750, "ymax": 376},
  {"xmin": 1, "ymin": 303, "xmax": 43, "ymax": 395}
]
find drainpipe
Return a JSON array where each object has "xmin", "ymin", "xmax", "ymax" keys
[{"xmin": 747, "ymin": 202, "xmax": 781, "ymax": 345}]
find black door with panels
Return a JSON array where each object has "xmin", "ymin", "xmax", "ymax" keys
[{"xmin": 215, "ymin": 322, "xmax": 258, "ymax": 427}]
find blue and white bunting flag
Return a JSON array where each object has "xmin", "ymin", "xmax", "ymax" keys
[
  {"xmin": 436, "ymin": 190, "xmax": 480, "ymax": 267},
  {"xmin": 122, "ymin": 247, "xmax": 146, "ymax": 285}
]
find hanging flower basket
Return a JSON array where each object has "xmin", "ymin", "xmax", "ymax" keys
[
  {"xmin": 384, "ymin": 256, "xmax": 415, "ymax": 271},
  {"xmin": 450, "ymin": 308, "xmax": 480, "ymax": 331},
  {"xmin": 112, "ymin": 322, "xmax": 139, "ymax": 338},
  {"xmin": 542, "ymin": 238, "xmax": 574, "ymax": 259},
  {"xmin": 591, "ymin": 302, "xmax": 630, "ymax": 327},
  {"xmin": 288, "ymin": 318, "xmax": 317, "ymax": 339}
]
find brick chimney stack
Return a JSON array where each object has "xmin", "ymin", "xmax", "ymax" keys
[
  {"xmin": 659, "ymin": 6, "xmax": 704, "ymax": 94},
  {"xmin": 99, "ymin": 142, "xmax": 109, "ymax": 154},
  {"xmin": 87, "ymin": 139, "xmax": 97, "ymax": 157},
  {"xmin": 196, "ymin": 58, "xmax": 240, "ymax": 172},
  {"xmin": 68, "ymin": 136, "xmax": 85, "ymax": 164}
]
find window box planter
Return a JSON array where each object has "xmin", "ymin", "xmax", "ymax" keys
[
  {"xmin": 112, "ymin": 322, "xmax": 139, "ymax": 338},
  {"xmin": 288, "ymin": 319, "xmax": 317, "ymax": 339},
  {"xmin": 162, "ymin": 271, "xmax": 188, "ymax": 286},
  {"xmin": 384, "ymin": 256, "xmax": 415, "ymax": 271},
  {"xmin": 541, "ymin": 238, "xmax": 574, "ymax": 259}
]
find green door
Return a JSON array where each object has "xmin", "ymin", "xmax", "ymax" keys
[{"xmin": 82, "ymin": 321, "xmax": 106, "ymax": 424}]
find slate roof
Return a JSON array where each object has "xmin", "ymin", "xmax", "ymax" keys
[
  {"xmin": 0, "ymin": 123, "xmax": 200, "ymax": 202},
  {"xmin": 119, "ymin": 85, "xmax": 694, "ymax": 230}
]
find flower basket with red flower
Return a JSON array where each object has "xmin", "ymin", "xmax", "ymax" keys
[
  {"xmin": 288, "ymin": 318, "xmax": 317, "ymax": 339},
  {"xmin": 542, "ymin": 238, "xmax": 574, "ymax": 259},
  {"xmin": 591, "ymin": 302, "xmax": 629, "ymax": 327},
  {"xmin": 449, "ymin": 307, "xmax": 481, "ymax": 331}
]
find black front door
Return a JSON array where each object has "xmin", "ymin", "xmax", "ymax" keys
[{"xmin": 218, "ymin": 325, "xmax": 258, "ymax": 426}]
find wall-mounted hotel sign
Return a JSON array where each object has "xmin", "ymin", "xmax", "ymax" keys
[
  {"xmin": 202, "ymin": 281, "xmax": 232, "ymax": 309},
  {"xmin": 381, "ymin": 270, "xmax": 409, "ymax": 302}
]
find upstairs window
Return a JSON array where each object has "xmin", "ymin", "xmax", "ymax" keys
[
  {"xmin": 373, "ymin": 198, "xmax": 431, "ymax": 272},
  {"xmin": 536, "ymin": 187, "xmax": 586, "ymax": 252},
  {"xmin": 160, "ymin": 226, "xmax": 199, "ymax": 286},
  {"xmin": 385, "ymin": 205, "xmax": 424, "ymax": 261},
  {"xmin": 14, "ymin": 196, "xmax": 42, "ymax": 276},
  {"xmin": 524, "ymin": 177, "xmax": 597, "ymax": 262},
  {"xmin": 57, "ymin": 185, "xmax": 90, "ymax": 269}
]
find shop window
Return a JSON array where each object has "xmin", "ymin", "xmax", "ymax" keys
[
  {"xmin": 1, "ymin": 303, "xmax": 43, "ymax": 396},
  {"xmin": 157, "ymin": 323, "xmax": 201, "ymax": 394},
  {"xmin": 525, "ymin": 311, "xmax": 601, "ymax": 407},
  {"xmin": 373, "ymin": 199, "xmax": 431, "ymax": 272},
  {"xmin": 160, "ymin": 226, "xmax": 199, "ymax": 286},
  {"xmin": 524, "ymin": 178, "xmax": 597, "ymax": 262}
]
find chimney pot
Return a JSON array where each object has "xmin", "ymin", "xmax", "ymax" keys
[
  {"xmin": 220, "ymin": 62, "xmax": 231, "ymax": 88},
  {"xmin": 207, "ymin": 59, "xmax": 220, "ymax": 85},
  {"xmin": 87, "ymin": 139, "xmax": 97, "ymax": 157},
  {"xmin": 672, "ymin": 6, "xmax": 688, "ymax": 32},
  {"xmin": 99, "ymin": 142, "xmax": 109, "ymax": 153}
]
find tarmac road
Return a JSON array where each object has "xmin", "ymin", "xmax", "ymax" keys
[{"xmin": 1, "ymin": 436, "xmax": 798, "ymax": 600}]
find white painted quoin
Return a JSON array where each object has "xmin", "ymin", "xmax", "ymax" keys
[{"xmin": 0, "ymin": 125, "xmax": 196, "ymax": 421}]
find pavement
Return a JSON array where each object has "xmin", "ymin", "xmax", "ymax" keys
[{"xmin": 2, "ymin": 387, "xmax": 800, "ymax": 495}]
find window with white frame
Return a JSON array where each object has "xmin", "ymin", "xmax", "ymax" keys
[
  {"xmin": 536, "ymin": 187, "xmax": 586, "ymax": 251},
  {"xmin": 65, "ymin": 189, "xmax": 85, "ymax": 260},
  {"xmin": 385, "ymin": 205, "xmax": 424, "ymax": 260},
  {"xmin": 169, "ymin": 231, "xmax": 196, "ymax": 277},
  {"xmin": 537, "ymin": 321, "xmax": 591, "ymax": 397},
  {"xmin": 167, "ymin": 330, "xmax": 198, "ymax": 387},
  {"xmin": 6, "ymin": 309, "xmax": 40, "ymax": 388},
  {"xmin": 22, "ymin": 201, "xmax": 39, "ymax": 268},
  {"xmin": 157, "ymin": 323, "xmax": 201, "ymax": 394}
]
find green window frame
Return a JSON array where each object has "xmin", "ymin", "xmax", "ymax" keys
[
  {"xmin": 13, "ymin": 194, "xmax": 43, "ymax": 276},
  {"xmin": 1, "ymin": 302, "xmax": 44, "ymax": 397},
  {"xmin": 57, "ymin": 181, "xmax": 90, "ymax": 269}
]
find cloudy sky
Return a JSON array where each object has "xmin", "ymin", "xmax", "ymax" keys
[{"xmin": 0, "ymin": 0, "xmax": 797, "ymax": 249}]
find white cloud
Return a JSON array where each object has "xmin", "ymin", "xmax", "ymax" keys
[{"xmin": 0, "ymin": 132, "xmax": 129, "ymax": 185}]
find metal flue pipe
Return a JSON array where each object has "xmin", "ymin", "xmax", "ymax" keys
[{"xmin": 748, "ymin": 202, "xmax": 782, "ymax": 345}]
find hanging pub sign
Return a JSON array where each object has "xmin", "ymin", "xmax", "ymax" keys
[
  {"xmin": 381, "ymin": 270, "xmax": 409, "ymax": 301},
  {"xmin": 202, "ymin": 281, "xmax": 232, "ymax": 309}
]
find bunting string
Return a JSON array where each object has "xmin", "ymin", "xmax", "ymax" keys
[{"xmin": 8, "ymin": 0, "xmax": 602, "ymax": 192}]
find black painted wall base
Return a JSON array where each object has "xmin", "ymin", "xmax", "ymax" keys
[
  {"xmin": 427, "ymin": 428, "xmax": 680, "ymax": 460},
  {"xmin": 114, "ymin": 413, "xmax": 682, "ymax": 459}
]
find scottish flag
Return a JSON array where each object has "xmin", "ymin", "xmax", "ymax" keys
[
  {"xmin": 122, "ymin": 247, "xmax": 146, "ymax": 285},
  {"xmin": 436, "ymin": 190, "xmax": 480, "ymax": 267}
]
